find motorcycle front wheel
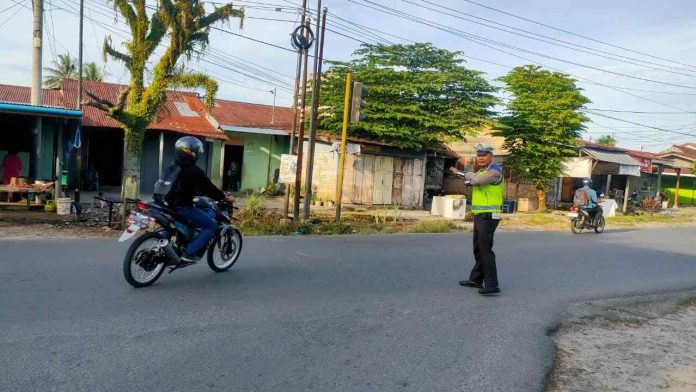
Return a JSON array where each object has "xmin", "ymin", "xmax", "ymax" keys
[
  {"xmin": 594, "ymin": 216, "xmax": 606, "ymax": 233},
  {"xmin": 123, "ymin": 232, "xmax": 167, "ymax": 288},
  {"xmin": 207, "ymin": 228, "xmax": 243, "ymax": 272}
]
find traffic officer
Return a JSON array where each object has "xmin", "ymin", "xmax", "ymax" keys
[{"xmin": 449, "ymin": 143, "xmax": 503, "ymax": 296}]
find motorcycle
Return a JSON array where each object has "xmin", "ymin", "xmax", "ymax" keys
[
  {"xmin": 119, "ymin": 196, "xmax": 243, "ymax": 287},
  {"xmin": 568, "ymin": 203, "xmax": 605, "ymax": 234}
]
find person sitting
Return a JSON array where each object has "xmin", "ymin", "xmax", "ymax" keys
[{"xmin": 575, "ymin": 178, "xmax": 599, "ymax": 222}]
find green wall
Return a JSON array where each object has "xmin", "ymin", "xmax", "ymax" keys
[
  {"xmin": 210, "ymin": 140, "xmax": 223, "ymax": 187},
  {"xmin": 661, "ymin": 175, "xmax": 696, "ymax": 206},
  {"xmin": 39, "ymin": 123, "xmax": 55, "ymax": 180},
  {"xmin": 238, "ymin": 133, "xmax": 288, "ymax": 192}
]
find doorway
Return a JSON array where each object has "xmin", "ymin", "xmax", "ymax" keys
[
  {"xmin": 86, "ymin": 129, "xmax": 124, "ymax": 187},
  {"xmin": 223, "ymin": 145, "xmax": 243, "ymax": 192}
]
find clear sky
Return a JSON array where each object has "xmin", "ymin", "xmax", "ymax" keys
[{"xmin": 2, "ymin": 0, "xmax": 696, "ymax": 152}]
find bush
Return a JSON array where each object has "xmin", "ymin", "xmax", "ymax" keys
[
  {"xmin": 315, "ymin": 222, "xmax": 352, "ymax": 235},
  {"xmin": 241, "ymin": 190, "xmax": 266, "ymax": 219}
]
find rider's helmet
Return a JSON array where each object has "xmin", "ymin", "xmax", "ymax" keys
[
  {"xmin": 582, "ymin": 177, "xmax": 593, "ymax": 187},
  {"xmin": 175, "ymin": 136, "xmax": 204, "ymax": 162}
]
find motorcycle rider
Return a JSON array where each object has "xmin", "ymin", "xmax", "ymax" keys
[
  {"xmin": 171, "ymin": 136, "xmax": 235, "ymax": 263},
  {"xmin": 578, "ymin": 177, "xmax": 599, "ymax": 222}
]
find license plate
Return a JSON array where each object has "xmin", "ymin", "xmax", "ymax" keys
[
  {"xmin": 118, "ymin": 212, "xmax": 150, "ymax": 242},
  {"xmin": 567, "ymin": 212, "xmax": 578, "ymax": 218}
]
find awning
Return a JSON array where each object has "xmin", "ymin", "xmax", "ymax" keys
[
  {"xmin": 582, "ymin": 147, "xmax": 641, "ymax": 177},
  {"xmin": 220, "ymin": 125, "xmax": 288, "ymax": 136},
  {"xmin": 0, "ymin": 102, "xmax": 82, "ymax": 118}
]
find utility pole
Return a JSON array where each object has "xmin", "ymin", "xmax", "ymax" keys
[
  {"xmin": 292, "ymin": 18, "xmax": 311, "ymax": 219},
  {"xmin": 74, "ymin": 0, "xmax": 84, "ymax": 207},
  {"xmin": 283, "ymin": 0, "xmax": 308, "ymax": 220},
  {"xmin": 30, "ymin": 0, "xmax": 43, "ymax": 181},
  {"xmin": 335, "ymin": 72, "xmax": 352, "ymax": 222},
  {"xmin": 270, "ymin": 88, "xmax": 277, "ymax": 124},
  {"xmin": 302, "ymin": 5, "xmax": 327, "ymax": 220}
]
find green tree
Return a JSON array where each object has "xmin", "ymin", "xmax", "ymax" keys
[
  {"xmin": 596, "ymin": 134, "xmax": 617, "ymax": 147},
  {"xmin": 86, "ymin": 0, "xmax": 243, "ymax": 202},
  {"xmin": 43, "ymin": 54, "xmax": 78, "ymax": 88},
  {"xmin": 496, "ymin": 65, "xmax": 590, "ymax": 211},
  {"xmin": 83, "ymin": 62, "xmax": 107, "ymax": 82},
  {"xmin": 318, "ymin": 43, "xmax": 498, "ymax": 150}
]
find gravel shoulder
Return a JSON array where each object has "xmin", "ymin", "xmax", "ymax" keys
[{"xmin": 546, "ymin": 290, "xmax": 696, "ymax": 392}]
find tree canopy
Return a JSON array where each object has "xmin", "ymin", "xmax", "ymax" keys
[
  {"xmin": 496, "ymin": 65, "xmax": 590, "ymax": 210},
  {"xmin": 87, "ymin": 0, "xmax": 243, "ymax": 200},
  {"xmin": 318, "ymin": 43, "xmax": 498, "ymax": 150},
  {"xmin": 43, "ymin": 54, "xmax": 78, "ymax": 88},
  {"xmin": 595, "ymin": 134, "xmax": 617, "ymax": 147},
  {"xmin": 83, "ymin": 62, "xmax": 107, "ymax": 82}
]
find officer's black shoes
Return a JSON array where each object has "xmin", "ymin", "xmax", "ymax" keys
[
  {"xmin": 478, "ymin": 287, "xmax": 501, "ymax": 296},
  {"xmin": 459, "ymin": 280, "xmax": 483, "ymax": 288}
]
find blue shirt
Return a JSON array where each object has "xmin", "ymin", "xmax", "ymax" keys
[{"xmin": 582, "ymin": 186, "xmax": 598, "ymax": 208}]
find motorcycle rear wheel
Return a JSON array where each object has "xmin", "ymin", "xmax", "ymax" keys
[
  {"xmin": 123, "ymin": 232, "xmax": 166, "ymax": 288},
  {"xmin": 570, "ymin": 218, "xmax": 583, "ymax": 234}
]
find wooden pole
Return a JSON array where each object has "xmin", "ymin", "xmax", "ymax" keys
[
  {"xmin": 622, "ymin": 176, "xmax": 630, "ymax": 214},
  {"xmin": 674, "ymin": 168, "xmax": 681, "ymax": 208},
  {"xmin": 335, "ymin": 72, "xmax": 352, "ymax": 222}
]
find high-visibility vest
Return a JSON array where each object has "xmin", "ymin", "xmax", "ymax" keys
[{"xmin": 471, "ymin": 167, "xmax": 504, "ymax": 214}]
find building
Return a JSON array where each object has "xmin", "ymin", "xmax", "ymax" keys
[
  {"xmin": 0, "ymin": 83, "xmax": 81, "ymax": 187},
  {"xmin": 208, "ymin": 99, "xmax": 293, "ymax": 192}
]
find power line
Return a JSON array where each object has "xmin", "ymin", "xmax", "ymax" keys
[
  {"xmin": 456, "ymin": 0, "xmax": 696, "ymax": 71},
  {"xmin": 350, "ymin": 0, "xmax": 696, "ymax": 90},
  {"xmin": 405, "ymin": 0, "xmax": 696, "ymax": 77}
]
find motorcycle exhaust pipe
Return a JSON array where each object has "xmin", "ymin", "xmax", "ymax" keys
[{"xmin": 157, "ymin": 239, "xmax": 181, "ymax": 265}]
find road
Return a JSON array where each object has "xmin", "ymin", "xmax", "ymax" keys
[{"xmin": 1, "ymin": 227, "xmax": 695, "ymax": 391}]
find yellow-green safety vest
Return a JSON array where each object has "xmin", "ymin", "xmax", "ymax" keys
[{"xmin": 471, "ymin": 168, "xmax": 504, "ymax": 214}]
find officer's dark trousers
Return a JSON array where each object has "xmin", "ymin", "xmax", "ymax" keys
[{"xmin": 470, "ymin": 212, "xmax": 500, "ymax": 288}]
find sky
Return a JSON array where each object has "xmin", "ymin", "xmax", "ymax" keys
[{"xmin": 2, "ymin": 0, "xmax": 696, "ymax": 152}]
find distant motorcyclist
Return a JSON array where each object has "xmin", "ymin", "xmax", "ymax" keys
[{"xmin": 575, "ymin": 178, "xmax": 599, "ymax": 222}]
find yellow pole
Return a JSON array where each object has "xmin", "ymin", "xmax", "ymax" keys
[{"xmin": 335, "ymin": 72, "xmax": 352, "ymax": 222}]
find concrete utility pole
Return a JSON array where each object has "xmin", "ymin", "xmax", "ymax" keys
[
  {"xmin": 283, "ymin": 0, "xmax": 309, "ymax": 220},
  {"xmin": 270, "ymin": 88, "xmax": 277, "ymax": 124},
  {"xmin": 74, "ymin": 0, "xmax": 85, "ymax": 206},
  {"xmin": 292, "ymin": 18, "xmax": 311, "ymax": 219},
  {"xmin": 30, "ymin": 0, "xmax": 43, "ymax": 180},
  {"xmin": 302, "ymin": 5, "xmax": 327, "ymax": 221}
]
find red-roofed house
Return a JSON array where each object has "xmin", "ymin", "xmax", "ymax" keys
[
  {"xmin": 208, "ymin": 99, "xmax": 293, "ymax": 192},
  {"xmin": 0, "ymin": 83, "xmax": 82, "ymax": 194}
]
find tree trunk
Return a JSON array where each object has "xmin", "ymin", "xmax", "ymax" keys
[
  {"xmin": 119, "ymin": 126, "xmax": 144, "ymax": 227},
  {"xmin": 536, "ymin": 189, "xmax": 547, "ymax": 212}
]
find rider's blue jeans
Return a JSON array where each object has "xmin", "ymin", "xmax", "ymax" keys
[{"xmin": 175, "ymin": 206, "xmax": 217, "ymax": 255}]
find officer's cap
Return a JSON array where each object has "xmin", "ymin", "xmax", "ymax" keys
[{"xmin": 475, "ymin": 143, "xmax": 494, "ymax": 155}]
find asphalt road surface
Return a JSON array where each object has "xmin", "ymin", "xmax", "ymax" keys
[{"xmin": 1, "ymin": 227, "xmax": 695, "ymax": 391}]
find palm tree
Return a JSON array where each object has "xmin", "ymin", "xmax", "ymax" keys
[
  {"xmin": 43, "ymin": 54, "xmax": 78, "ymax": 88},
  {"xmin": 83, "ymin": 62, "xmax": 107, "ymax": 82}
]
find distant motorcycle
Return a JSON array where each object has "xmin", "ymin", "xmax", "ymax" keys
[
  {"xmin": 568, "ymin": 204, "xmax": 605, "ymax": 234},
  {"xmin": 118, "ymin": 196, "xmax": 242, "ymax": 287}
]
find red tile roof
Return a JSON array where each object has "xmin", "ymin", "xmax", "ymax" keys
[
  {"xmin": 210, "ymin": 99, "xmax": 294, "ymax": 131},
  {"xmin": 59, "ymin": 79, "xmax": 226, "ymax": 139},
  {"xmin": 0, "ymin": 83, "xmax": 67, "ymax": 108},
  {"xmin": 0, "ymin": 80, "xmax": 226, "ymax": 140}
]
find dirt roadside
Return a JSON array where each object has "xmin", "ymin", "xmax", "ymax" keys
[{"xmin": 545, "ymin": 290, "xmax": 696, "ymax": 392}]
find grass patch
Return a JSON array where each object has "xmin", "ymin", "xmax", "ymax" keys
[
  {"xmin": 607, "ymin": 213, "xmax": 695, "ymax": 226},
  {"xmin": 676, "ymin": 297, "xmax": 696, "ymax": 311},
  {"xmin": 408, "ymin": 219, "xmax": 458, "ymax": 233}
]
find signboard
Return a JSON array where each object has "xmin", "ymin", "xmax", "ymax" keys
[
  {"xmin": 562, "ymin": 157, "xmax": 592, "ymax": 178},
  {"xmin": 619, "ymin": 164, "xmax": 641, "ymax": 177},
  {"xmin": 637, "ymin": 157, "xmax": 653, "ymax": 173},
  {"xmin": 279, "ymin": 154, "xmax": 297, "ymax": 184},
  {"xmin": 330, "ymin": 141, "xmax": 361, "ymax": 156}
]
